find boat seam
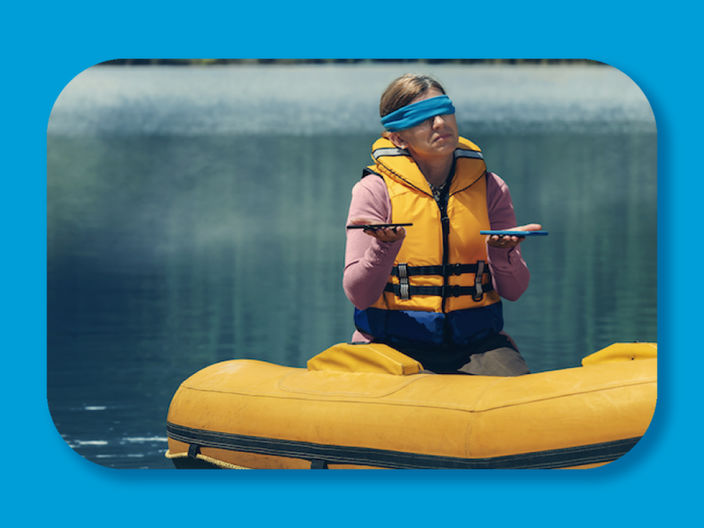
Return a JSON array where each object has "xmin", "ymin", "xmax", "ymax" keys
[{"xmin": 178, "ymin": 377, "xmax": 656, "ymax": 414}]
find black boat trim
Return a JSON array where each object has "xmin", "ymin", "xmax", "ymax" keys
[{"xmin": 167, "ymin": 422, "xmax": 640, "ymax": 469}]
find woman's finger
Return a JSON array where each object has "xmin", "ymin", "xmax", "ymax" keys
[{"xmin": 365, "ymin": 226, "xmax": 405, "ymax": 242}]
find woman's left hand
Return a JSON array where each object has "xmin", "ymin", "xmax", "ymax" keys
[{"xmin": 486, "ymin": 223, "xmax": 543, "ymax": 249}]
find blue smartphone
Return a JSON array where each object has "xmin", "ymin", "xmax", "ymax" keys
[{"xmin": 480, "ymin": 230, "xmax": 549, "ymax": 237}]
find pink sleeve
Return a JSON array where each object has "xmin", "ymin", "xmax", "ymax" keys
[
  {"xmin": 342, "ymin": 176, "xmax": 403, "ymax": 310},
  {"xmin": 485, "ymin": 172, "xmax": 531, "ymax": 301}
]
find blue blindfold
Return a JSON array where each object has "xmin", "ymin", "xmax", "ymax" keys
[{"xmin": 381, "ymin": 95, "xmax": 455, "ymax": 131}]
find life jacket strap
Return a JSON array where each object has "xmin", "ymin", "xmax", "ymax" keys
[
  {"xmin": 383, "ymin": 282, "xmax": 494, "ymax": 299},
  {"xmin": 390, "ymin": 262, "xmax": 491, "ymax": 277},
  {"xmin": 473, "ymin": 260, "xmax": 486, "ymax": 302},
  {"xmin": 388, "ymin": 261, "xmax": 492, "ymax": 301}
]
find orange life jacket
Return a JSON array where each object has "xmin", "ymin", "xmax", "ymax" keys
[{"xmin": 353, "ymin": 136, "xmax": 504, "ymax": 346}]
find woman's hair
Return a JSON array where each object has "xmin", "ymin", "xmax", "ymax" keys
[{"xmin": 379, "ymin": 74, "xmax": 447, "ymax": 118}]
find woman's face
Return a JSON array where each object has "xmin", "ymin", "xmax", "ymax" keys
[{"xmin": 389, "ymin": 88, "xmax": 459, "ymax": 161}]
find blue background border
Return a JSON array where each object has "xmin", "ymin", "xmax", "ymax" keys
[{"xmin": 1, "ymin": 0, "xmax": 695, "ymax": 524}]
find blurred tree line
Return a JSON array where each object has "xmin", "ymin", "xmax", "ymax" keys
[{"xmin": 102, "ymin": 58, "xmax": 602, "ymax": 66}]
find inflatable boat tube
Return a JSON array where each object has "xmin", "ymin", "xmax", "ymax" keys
[{"xmin": 165, "ymin": 342, "xmax": 656, "ymax": 469}]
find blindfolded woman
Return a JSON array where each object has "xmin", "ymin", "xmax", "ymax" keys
[{"xmin": 344, "ymin": 73, "xmax": 542, "ymax": 375}]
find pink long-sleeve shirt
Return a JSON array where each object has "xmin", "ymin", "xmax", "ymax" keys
[{"xmin": 343, "ymin": 171, "xmax": 530, "ymax": 343}]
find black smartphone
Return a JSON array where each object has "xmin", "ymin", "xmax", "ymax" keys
[{"xmin": 346, "ymin": 223, "xmax": 413, "ymax": 230}]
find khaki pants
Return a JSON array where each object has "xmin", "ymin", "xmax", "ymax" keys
[
  {"xmin": 384, "ymin": 333, "xmax": 530, "ymax": 376},
  {"xmin": 456, "ymin": 346, "xmax": 530, "ymax": 376}
]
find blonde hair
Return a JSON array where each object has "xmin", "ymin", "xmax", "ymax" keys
[{"xmin": 379, "ymin": 74, "xmax": 447, "ymax": 118}]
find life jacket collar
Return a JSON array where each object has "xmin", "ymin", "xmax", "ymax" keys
[{"xmin": 370, "ymin": 136, "xmax": 485, "ymax": 196}]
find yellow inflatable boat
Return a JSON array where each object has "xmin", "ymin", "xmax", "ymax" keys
[{"xmin": 165, "ymin": 342, "xmax": 656, "ymax": 469}]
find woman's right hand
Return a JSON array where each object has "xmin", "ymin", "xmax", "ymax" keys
[{"xmin": 348, "ymin": 218, "xmax": 406, "ymax": 243}]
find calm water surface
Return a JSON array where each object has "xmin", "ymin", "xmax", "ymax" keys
[{"xmin": 47, "ymin": 64, "xmax": 656, "ymax": 468}]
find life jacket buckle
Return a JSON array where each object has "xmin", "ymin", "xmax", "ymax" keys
[
  {"xmin": 473, "ymin": 260, "xmax": 486, "ymax": 301},
  {"xmin": 397, "ymin": 263, "xmax": 411, "ymax": 300}
]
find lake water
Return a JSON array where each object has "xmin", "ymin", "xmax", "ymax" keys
[{"xmin": 47, "ymin": 63, "xmax": 657, "ymax": 468}]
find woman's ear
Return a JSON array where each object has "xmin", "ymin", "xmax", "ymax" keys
[{"xmin": 388, "ymin": 132, "xmax": 408, "ymax": 149}]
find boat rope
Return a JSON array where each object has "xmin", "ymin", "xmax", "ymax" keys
[{"xmin": 165, "ymin": 448, "xmax": 250, "ymax": 469}]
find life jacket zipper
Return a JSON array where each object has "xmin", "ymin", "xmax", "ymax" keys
[
  {"xmin": 432, "ymin": 161, "xmax": 455, "ymax": 316},
  {"xmin": 438, "ymin": 199, "xmax": 451, "ymax": 313}
]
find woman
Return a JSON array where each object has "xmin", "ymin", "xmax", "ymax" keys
[{"xmin": 343, "ymin": 73, "xmax": 542, "ymax": 375}]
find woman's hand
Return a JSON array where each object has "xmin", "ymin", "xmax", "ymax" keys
[
  {"xmin": 486, "ymin": 223, "xmax": 543, "ymax": 249},
  {"xmin": 348, "ymin": 218, "xmax": 406, "ymax": 243}
]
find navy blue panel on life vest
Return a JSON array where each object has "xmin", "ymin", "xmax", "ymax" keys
[
  {"xmin": 354, "ymin": 307, "xmax": 443, "ymax": 345},
  {"xmin": 446, "ymin": 302, "xmax": 504, "ymax": 345},
  {"xmin": 354, "ymin": 303, "xmax": 503, "ymax": 346}
]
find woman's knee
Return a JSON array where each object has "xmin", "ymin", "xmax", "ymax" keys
[{"xmin": 458, "ymin": 347, "xmax": 530, "ymax": 376}]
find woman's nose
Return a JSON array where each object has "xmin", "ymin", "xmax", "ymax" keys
[{"xmin": 431, "ymin": 114, "xmax": 447, "ymax": 128}]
